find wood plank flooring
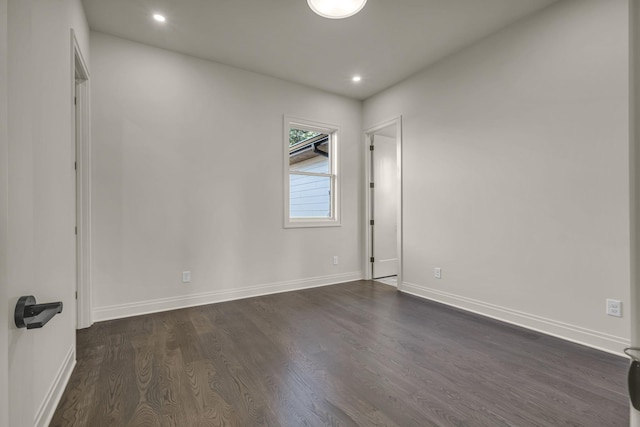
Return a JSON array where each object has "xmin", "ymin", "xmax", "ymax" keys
[{"xmin": 51, "ymin": 281, "xmax": 629, "ymax": 426}]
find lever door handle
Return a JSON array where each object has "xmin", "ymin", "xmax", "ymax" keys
[{"xmin": 14, "ymin": 295, "xmax": 63, "ymax": 329}]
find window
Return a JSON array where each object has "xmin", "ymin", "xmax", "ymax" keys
[{"xmin": 284, "ymin": 116, "xmax": 340, "ymax": 227}]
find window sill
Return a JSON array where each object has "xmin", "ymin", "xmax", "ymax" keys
[{"xmin": 284, "ymin": 219, "xmax": 342, "ymax": 229}]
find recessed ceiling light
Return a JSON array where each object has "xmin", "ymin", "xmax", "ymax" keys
[
  {"xmin": 352, "ymin": 76, "xmax": 362, "ymax": 82},
  {"xmin": 308, "ymin": 0, "xmax": 367, "ymax": 19},
  {"xmin": 153, "ymin": 14, "xmax": 166, "ymax": 23}
]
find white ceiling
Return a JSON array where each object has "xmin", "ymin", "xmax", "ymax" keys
[{"xmin": 82, "ymin": 0, "xmax": 558, "ymax": 100}]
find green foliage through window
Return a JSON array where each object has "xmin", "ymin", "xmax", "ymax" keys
[{"xmin": 289, "ymin": 128, "xmax": 320, "ymax": 146}]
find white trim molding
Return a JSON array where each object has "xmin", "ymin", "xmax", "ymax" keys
[
  {"xmin": 401, "ymin": 281, "xmax": 629, "ymax": 356},
  {"xmin": 71, "ymin": 29, "xmax": 92, "ymax": 329},
  {"xmin": 93, "ymin": 271, "xmax": 363, "ymax": 322},
  {"xmin": 34, "ymin": 346, "xmax": 76, "ymax": 427}
]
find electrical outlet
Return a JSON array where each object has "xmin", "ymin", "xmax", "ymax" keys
[
  {"xmin": 606, "ymin": 299, "xmax": 622, "ymax": 317},
  {"xmin": 182, "ymin": 271, "xmax": 191, "ymax": 283},
  {"xmin": 333, "ymin": 256, "xmax": 339, "ymax": 265},
  {"xmin": 434, "ymin": 267, "xmax": 441, "ymax": 279}
]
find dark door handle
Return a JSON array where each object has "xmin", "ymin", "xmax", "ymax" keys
[
  {"xmin": 14, "ymin": 295, "xmax": 63, "ymax": 329},
  {"xmin": 625, "ymin": 348, "xmax": 640, "ymax": 410}
]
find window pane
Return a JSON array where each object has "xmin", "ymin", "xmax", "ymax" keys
[
  {"xmin": 289, "ymin": 131, "xmax": 330, "ymax": 174},
  {"xmin": 289, "ymin": 128, "xmax": 321, "ymax": 146},
  {"xmin": 289, "ymin": 174, "xmax": 331, "ymax": 218}
]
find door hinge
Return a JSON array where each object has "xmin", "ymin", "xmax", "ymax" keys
[
  {"xmin": 370, "ymin": 182, "xmax": 374, "ymax": 189},
  {"xmin": 370, "ymin": 257, "xmax": 374, "ymax": 263},
  {"xmin": 370, "ymin": 145, "xmax": 374, "ymax": 151},
  {"xmin": 370, "ymin": 219, "xmax": 374, "ymax": 226},
  {"xmin": 75, "ymin": 226, "xmax": 77, "ymax": 235},
  {"xmin": 75, "ymin": 291, "xmax": 78, "ymax": 300},
  {"xmin": 74, "ymin": 161, "xmax": 77, "ymax": 171},
  {"xmin": 74, "ymin": 97, "xmax": 77, "ymax": 106}
]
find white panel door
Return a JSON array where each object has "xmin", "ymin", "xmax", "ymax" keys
[{"xmin": 372, "ymin": 134, "xmax": 398, "ymax": 279}]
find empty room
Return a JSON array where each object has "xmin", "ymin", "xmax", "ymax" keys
[{"xmin": 2, "ymin": 0, "xmax": 640, "ymax": 426}]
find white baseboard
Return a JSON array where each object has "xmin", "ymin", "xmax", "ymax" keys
[
  {"xmin": 401, "ymin": 281, "xmax": 629, "ymax": 357},
  {"xmin": 35, "ymin": 346, "xmax": 76, "ymax": 427},
  {"xmin": 93, "ymin": 271, "xmax": 363, "ymax": 322}
]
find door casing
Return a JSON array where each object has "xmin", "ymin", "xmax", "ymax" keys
[
  {"xmin": 72, "ymin": 29, "xmax": 92, "ymax": 329},
  {"xmin": 364, "ymin": 117, "xmax": 403, "ymax": 288}
]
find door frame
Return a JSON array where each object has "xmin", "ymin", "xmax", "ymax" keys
[
  {"xmin": 71, "ymin": 30, "xmax": 92, "ymax": 329},
  {"xmin": 364, "ymin": 116, "xmax": 403, "ymax": 289}
]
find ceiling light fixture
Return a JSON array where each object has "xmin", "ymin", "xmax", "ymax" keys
[
  {"xmin": 307, "ymin": 0, "xmax": 367, "ymax": 19},
  {"xmin": 352, "ymin": 76, "xmax": 362, "ymax": 82},
  {"xmin": 153, "ymin": 14, "xmax": 166, "ymax": 23}
]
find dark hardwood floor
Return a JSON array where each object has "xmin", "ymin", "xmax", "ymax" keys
[{"xmin": 51, "ymin": 281, "xmax": 629, "ymax": 426}]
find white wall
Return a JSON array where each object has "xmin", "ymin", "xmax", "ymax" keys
[
  {"xmin": 90, "ymin": 32, "xmax": 362, "ymax": 320},
  {"xmin": 0, "ymin": 0, "xmax": 9, "ymax": 425},
  {"xmin": 631, "ymin": 0, "xmax": 640, "ymax": 423},
  {"xmin": 364, "ymin": 0, "xmax": 630, "ymax": 354},
  {"xmin": 6, "ymin": 0, "xmax": 90, "ymax": 426}
]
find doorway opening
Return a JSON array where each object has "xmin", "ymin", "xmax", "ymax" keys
[
  {"xmin": 72, "ymin": 30, "xmax": 91, "ymax": 329},
  {"xmin": 364, "ymin": 117, "xmax": 402, "ymax": 289}
]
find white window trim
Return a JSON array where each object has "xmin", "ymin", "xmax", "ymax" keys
[{"xmin": 284, "ymin": 115, "xmax": 341, "ymax": 228}]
